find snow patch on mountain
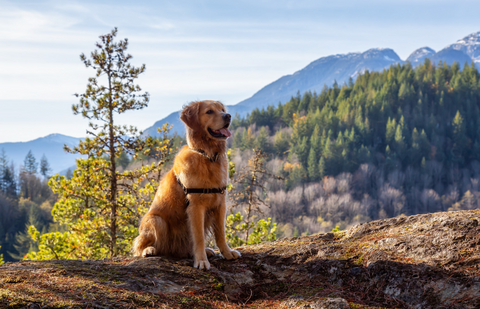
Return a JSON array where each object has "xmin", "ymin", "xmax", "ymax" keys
[
  {"xmin": 406, "ymin": 47, "xmax": 436, "ymax": 65},
  {"xmin": 445, "ymin": 31, "xmax": 480, "ymax": 62}
]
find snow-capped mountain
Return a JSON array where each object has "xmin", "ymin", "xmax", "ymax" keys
[
  {"xmin": 145, "ymin": 30, "xmax": 480, "ymax": 137},
  {"xmin": 407, "ymin": 32, "xmax": 480, "ymax": 69},
  {"xmin": 144, "ymin": 48, "xmax": 403, "ymax": 136},
  {"xmin": 406, "ymin": 47, "xmax": 436, "ymax": 65},
  {"xmin": 232, "ymin": 48, "xmax": 402, "ymax": 112},
  {"xmin": 445, "ymin": 31, "xmax": 480, "ymax": 64}
]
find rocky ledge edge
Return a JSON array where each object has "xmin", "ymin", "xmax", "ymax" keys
[{"xmin": 1, "ymin": 209, "xmax": 480, "ymax": 308}]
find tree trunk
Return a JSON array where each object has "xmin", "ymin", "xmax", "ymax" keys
[{"xmin": 108, "ymin": 73, "xmax": 117, "ymax": 257}]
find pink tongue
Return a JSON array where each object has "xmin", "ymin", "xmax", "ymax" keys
[{"xmin": 219, "ymin": 128, "xmax": 232, "ymax": 137}]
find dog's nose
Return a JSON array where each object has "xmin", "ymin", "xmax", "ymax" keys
[{"xmin": 223, "ymin": 113, "xmax": 231, "ymax": 121}]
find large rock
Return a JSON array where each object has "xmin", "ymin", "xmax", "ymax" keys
[{"xmin": 1, "ymin": 209, "xmax": 480, "ymax": 308}]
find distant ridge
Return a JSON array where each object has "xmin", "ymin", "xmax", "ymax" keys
[
  {"xmin": 233, "ymin": 48, "xmax": 402, "ymax": 111},
  {"xmin": 0, "ymin": 133, "xmax": 83, "ymax": 174},
  {"xmin": 144, "ymin": 48, "xmax": 403, "ymax": 136}
]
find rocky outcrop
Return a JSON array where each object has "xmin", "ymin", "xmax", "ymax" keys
[{"xmin": 1, "ymin": 209, "xmax": 480, "ymax": 308}]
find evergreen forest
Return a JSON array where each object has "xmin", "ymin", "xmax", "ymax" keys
[
  {"xmin": 227, "ymin": 60, "xmax": 480, "ymax": 237},
  {"xmin": 0, "ymin": 150, "xmax": 57, "ymax": 262},
  {"xmin": 2, "ymin": 59, "xmax": 480, "ymax": 261}
]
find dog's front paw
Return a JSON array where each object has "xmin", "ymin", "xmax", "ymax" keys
[
  {"xmin": 142, "ymin": 246, "xmax": 156, "ymax": 257},
  {"xmin": 222, "ymin": 249, "xmax": 241, "ymax": 260},
  {"xmin": 194, "ymin": 259, "xmax": 211, "ymax": 270}
]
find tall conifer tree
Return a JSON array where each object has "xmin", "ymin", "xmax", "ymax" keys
[{"xmin": 27, "ymin": 28, "xmax": 172, "ymax": 260}]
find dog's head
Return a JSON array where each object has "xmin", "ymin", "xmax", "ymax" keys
[{"xmin": 180, "ymin": 100, "xmax": 232, "ymax": 140}]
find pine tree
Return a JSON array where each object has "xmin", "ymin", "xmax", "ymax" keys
[
  {"xmin": 20, "ymin": 152, "xmax": 41, "ymax": 200},
  {"xmin": 294, "ymin": 136, "xmax": 309, "ymax": 169},
  {"xmin": 452, "ymin": 110, "xmax": 467, "ymax": 161},
  {"xmin": 11, "ymin": 198, "xmax": 43, "ymax": 260},
  {"xmin": 241, "ymin": 127, "xmax": 255, "ymax": 150},
  {"xmin": 410, "ymin": 128, "xmax": 420, "ymax": 165},
  {"xmin": 386, "ymin": 117, "xmax": 396, "ymax": 145},
  {"xmin": 233, "ymin": 129, "xmax": 243, "ymax": 149},
  {"xmin": 273, "ymin": 130, "xmax": 290, "ymax": 156},
  {"xmin": 0, "ymin": 149, "xmax": 8, "ymax": 193},
  {"xmin": 385, "ymin": 145, "xmax": 395, "ymax": 172},
  {"xmin": 357, "ymin": 145, "xmax": 371, "ymax": 164},
  {"xmin": 255, "ymin": 126, "xmax": 271, "ymax": 153},
  {"xmin": 310, "ymin": 124, "xmax": 321, "ymax": 156},
  {"xmin": 23, "ymin": 151, "xmax": 37, "ymax": 175},
  {"xmin": 318, "ymin": 156, "xmax": 326, "ymax": 179},
  {"xmin": 418, "ymin": 129, "xmax": 430, "ymax": 160},
  {"xmin": 394, "ymin": 123, "xmax": 405, "ymax": 161},
  {"xmin": 323, "ymin": 138, "xmax": 335, "ymax": 175},
  {"xmin": 2, "ymin": 163, "xmax": 17, "ymax": 198},
  {"xmin": 307, "ymin": 147, "xmax": 319, "ymax": 180},
  {"xmin": 39, "ymin": 155, "xmax": 51, "ymax": 178},
  {"xmin": 27, "ymin": 28, "xmax": 172, "ymax": 260}
]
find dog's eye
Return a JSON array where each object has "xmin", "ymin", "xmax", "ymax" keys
[{"xmin": 206, "ymin": 110, "xmax": 214, "ymax": 114}]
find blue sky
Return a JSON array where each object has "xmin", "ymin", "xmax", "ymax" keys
[{"xmin": 1, "ymin": 0, "xmax": 479, "ymax": 142}]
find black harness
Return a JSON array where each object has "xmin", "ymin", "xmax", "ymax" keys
[{"xmin": 176, "ymin": 148, "xmax": 226, "ymax": 207}]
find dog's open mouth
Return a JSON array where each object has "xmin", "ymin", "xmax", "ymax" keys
[{"xmin": 208, "ymin": 125, "xmax": 232, "ymax": 138}]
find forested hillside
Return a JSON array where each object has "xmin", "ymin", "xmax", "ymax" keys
[
  {"xmin": 227, "ymin": 60, "xmax": 480, "ymax": 236},
  {"xmin": 0, "ymin": 151, "xmax": 57, "ymax": 262}
]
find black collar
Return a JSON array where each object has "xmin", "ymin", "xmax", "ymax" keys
[{"xmin": 191, "ymin": 148, "xmax": 220, "ymax": 162}]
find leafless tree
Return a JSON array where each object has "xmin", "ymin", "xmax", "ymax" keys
[
  {"xmin": 230, "ymin": 149, "xmax": 284, "ymax": 241},
  {"xmin": 378, "ymin": 184, "xmax": 405, "ymax": 217}
]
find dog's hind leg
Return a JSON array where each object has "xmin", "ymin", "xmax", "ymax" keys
[
  {"xmin": 133, "ymin": 214, "xmax": 164, "ymax": 257},
  {"xmin": 205, "ymin": 248, "xmax": 215, "ymax": 257}
]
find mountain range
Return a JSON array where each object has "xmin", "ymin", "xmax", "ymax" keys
[
  {"xmin": 3, "ymin": 31, "xmax": 480, "ymax": 173},
  {"xmin": 144, "ymin": 31, "xmax": 480, "ymax": 137}
]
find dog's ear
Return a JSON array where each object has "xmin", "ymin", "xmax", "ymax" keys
[{"xmin": 180, "ymin": 102, "xmax": 201, "ymax": 129}]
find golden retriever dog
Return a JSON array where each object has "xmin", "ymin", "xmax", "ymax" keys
[{"xmin": 133, "ymin": 100, "xmax": 241, "ymax": 270}]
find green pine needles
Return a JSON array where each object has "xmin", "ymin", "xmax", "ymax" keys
[
  {"xmin": 231, "ymin": 60, "xmax": 480, "ymax": 184},
  {"xmin": 27, "ymin": 28, "xmax": 172, "ymax": 260}
]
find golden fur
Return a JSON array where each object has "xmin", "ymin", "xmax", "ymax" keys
[{"xmin": 133, "ymin": 100, "xmax": 241, "ymax": 269}]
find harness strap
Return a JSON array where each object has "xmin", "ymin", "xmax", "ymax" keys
[
  {"xmin": 175, "ymin": 148, "xmax": 225, "ymax": 207},
  {"xmin": 176, "ymin": 177, "xmax": 226, "ymax": 207}
]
